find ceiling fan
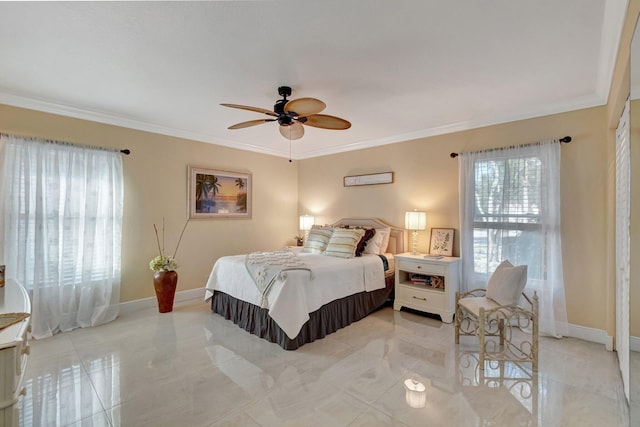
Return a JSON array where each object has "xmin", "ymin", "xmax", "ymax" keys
[{"xmin": 221, "ymin": 86, "xmax": 351, "ymax": 140}]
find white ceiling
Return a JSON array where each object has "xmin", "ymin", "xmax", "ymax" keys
[{"xmin": 0, "ymin": 1, "xmax": 628, "ymax": 159}]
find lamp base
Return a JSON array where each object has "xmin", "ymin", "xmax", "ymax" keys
[{"xmin": 411, "ymin": 230, "xmax": 419, "ymax": 255}]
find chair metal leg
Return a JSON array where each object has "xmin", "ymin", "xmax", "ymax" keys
[
  {"xmin": 532, "ymin": 291, "xmax": 539, "ymax": 371},
  {"xmin": 455, "ymin": 291, "xmax": 460, "ymax": 344},
  {"xmin": 479, "ymin": 306, "xmax": 486, "ymax": 370}
]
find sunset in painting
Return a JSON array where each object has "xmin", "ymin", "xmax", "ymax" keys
[{"xmin": 195, "ymin": 172, "xmax": 247, "ymax": 214}]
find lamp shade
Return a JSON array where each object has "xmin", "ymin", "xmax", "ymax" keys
[
  {"xmin": 299, "ymin": 215, "xmax": 315, "ymax": 231},
  {"xmin": 405, "ymin": 211, "xmax": 427, "ymax": 230}
]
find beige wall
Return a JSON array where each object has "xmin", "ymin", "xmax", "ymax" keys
[
  {"xmin": 299, "ymin": 107, "xmax": 609, "ymax": 330},
  {"xmin": 0, "ymin": 104, "xmax": 299, "ymax": 302}
]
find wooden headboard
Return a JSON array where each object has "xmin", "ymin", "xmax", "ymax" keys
[{"xmin": 330, "ymin": 217, "xmax": 406, "ymax": 255}]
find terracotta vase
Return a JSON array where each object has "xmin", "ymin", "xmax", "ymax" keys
[{"xmin": 153, "ymin": 270, "xmax": 178, "ymax": 313}]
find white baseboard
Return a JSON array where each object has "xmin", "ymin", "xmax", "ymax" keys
[
  {"xmin": 631, "ymin": 335, "xmax": 640, "ymax": 352},
  {"xmin": 566, "ymin": 323, "xmax": 614, "ymax": 350},
  {"xmin": 119, "ymin": 287, "xmax": 205, "ymax": 315}
]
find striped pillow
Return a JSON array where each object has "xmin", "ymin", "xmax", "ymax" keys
[
  {"xmin": 324, "ymin": 228, "xmax": 365, "ymax": 258},
  {"xmin": 302, "ymin": 226, "xmax": 333, "ymax": 254}
]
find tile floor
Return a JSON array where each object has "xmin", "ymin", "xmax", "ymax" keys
[
  {"xmin": 631, "ymin": 350, "xmax": 640, "ymax": 426},
  {"xmin": 19, "ymin": 300, "xmax": 629, "ymax": 426}
]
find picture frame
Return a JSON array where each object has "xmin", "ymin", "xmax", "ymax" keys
[
  {"xmin": 429, "ymin": 228, "xmax": 454, "ymax": 256},
  {"xmin": 188, "ymin": 166, "xmax": 252, "ymax": 219},
  {"xmin": 344, "ymin": 172, "xmax": 394, "ymax": 187}
]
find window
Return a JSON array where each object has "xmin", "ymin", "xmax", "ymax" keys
[
  {"xmin": 472, "ymin": 155, "xmax": 545, "ymax": 279},
  {"xmin": 2, "ymin": 135, "xmax": 123, "ymax": 338},
  {"xmin": 458, "ymin": 141, "xmax": 567, "ymax": 337}
]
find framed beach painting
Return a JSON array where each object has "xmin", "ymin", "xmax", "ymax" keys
[
  {"xmin": 429, "ymin": 228, "xmax": 454, "ymax": 256},
  {"xmin": 188, "ymin": 166, "xmax": 252, "ymax": 219}
]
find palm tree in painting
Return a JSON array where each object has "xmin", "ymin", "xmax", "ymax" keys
[
  {"xmin": 235, "ymin": 177, "xmax": 247, "ymax": 212},
  {"xmin": 195, "ymin": 174, "xmax": 221, "ymax": 212}
]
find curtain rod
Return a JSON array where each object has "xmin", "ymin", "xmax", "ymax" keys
[
  {"xmin": 449, "ymin": 136, "xmax": 571, "ymax": 158},
  {"xmin": 1, "ymin": 133, "xmax": 131, "ymax": 155}
]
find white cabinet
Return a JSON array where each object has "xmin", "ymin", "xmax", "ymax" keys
[
  {"xmin": 0, "ymin": 280, "xmax": 31, "ymax": 427},
  {"xmin": 393, "ymin": 253, "xmax": 460, "ymax": 323}
]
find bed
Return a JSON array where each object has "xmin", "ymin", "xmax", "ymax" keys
[{"xmin": 204, "ymin": 218, "xmax": 405, "ymax": 350}]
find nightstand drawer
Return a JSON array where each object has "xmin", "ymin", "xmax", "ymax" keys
[
  {"xmin": 397, "ymin": 259, "xmax": 446, "ymax": 276},
  {"xmin": 397, "ymin": 285, "xmax": 445, "ymax": 310}
]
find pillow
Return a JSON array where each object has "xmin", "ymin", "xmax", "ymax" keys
[
  {"xmin": 363, "ymin": 227, "xmax": 391, "ymax": 255},
  {"xmin": 302, "ymin": 225, "xmax": 333, "ymax": 254},
  {"xmin": 486, "ymin": 260, "xmax": 528, "ymax": 306},
  {"xmin": 363, "ymin": 230, "xmax": 384, "ymax": 255},
  {"xmin": 378, "ymin": 227, "xmax": 391, "ymax": 253},
  {"xmin": 355, "ymin": 228, "xmax": 376, "ymax": 257},
  {"xmin": 324, "ymin": 228, "xmax": 365, "ymax": 258}
]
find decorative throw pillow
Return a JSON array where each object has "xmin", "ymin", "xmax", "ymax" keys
[
  {"xmin": 378, "ymin": 227, "xmax": 391, "ymax": 253},
  {"xmin": 324, "ymin": 228, "xmax": 365, "ymax": 258},
  {"xmin": 486, "ymin": 260, "xmax": 528, "ymax": 306},
  {"xmin": 302, "ymin": 225, "xmax": 333, "ymax": 254},
  {"xmin": 355, "ymin": 228, "xmax": 376, "ymax": 257},
  {"xmin": 363, "ymin": 227, "xmax": 391, "ymax": 255},
  {"xmin": 363, "ymin": 230, "xmax": 384, "ymax": 255}
]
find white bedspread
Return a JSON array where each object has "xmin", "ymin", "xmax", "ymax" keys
[{"xmin": 204, "ymin": 252, "xmax": 386, "ymax": 339}]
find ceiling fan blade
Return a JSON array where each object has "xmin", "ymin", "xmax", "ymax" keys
[
  {"xmin": 302, "ymin": 114, "xmax": 351, "ymax": 130},
  {"xmin": 221, "ymin": 103, "xmax": 278, "ymax": 117},
  {"xmin": 280, "ymin": 123, "xmax": 304, "ymax": 140},
  {"xmin": 284, "ymin": 98, "xmax": 326, "ymax": 117},
  {"xmin": 228, "ymin": 119, "xmax": 276, "ymax": 129}
]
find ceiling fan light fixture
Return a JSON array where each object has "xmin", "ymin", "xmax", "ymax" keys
[{"xmin": 280, "ymin": 122, "xmax": 304, "ymax": 140}]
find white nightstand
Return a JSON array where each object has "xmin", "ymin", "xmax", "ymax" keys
[{"xmin": 394, "ymin": 253, "xmax": 461, "ymax": 323}]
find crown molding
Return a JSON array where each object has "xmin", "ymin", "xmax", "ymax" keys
[
  {"xmin": 297, "ymin": 95, "xmax": 605, "ymax": 159},
  {"xmin": 0, "ymin": 90, "xmax": 606, "ymax": 161},
  {"xmin": 0, "ymin": 92, "xmax": 288, "ymax": 159}
]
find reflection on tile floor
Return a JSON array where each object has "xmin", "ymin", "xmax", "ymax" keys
[{"xmin": 19, "ymin": 301, "xmax": 629, "ymax": 426}]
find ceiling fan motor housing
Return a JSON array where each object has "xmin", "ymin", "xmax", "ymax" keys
[
  {"xmin": 278, "ymin": 114, "xmax": 293, "ymax": 126},
  {"xmin": 275, "ymin": 87, "xmax": 298, "ymax": 126}
]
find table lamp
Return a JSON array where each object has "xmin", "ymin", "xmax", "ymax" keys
[
  {"xmin": 299, "ymin": 215, "xmax": 315, "ymax": 243},
  {"xmin": 405, "ymin": 210, "xmax": 427, "ymax": 255}
]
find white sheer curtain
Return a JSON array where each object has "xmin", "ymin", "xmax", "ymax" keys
[
  {"xmin": 1, "ymin": 134, "xmax": 123, "ymax": 339},
  {"xmin": 458, "ymin": 140, "xmax": 568, "ymax": 337}
]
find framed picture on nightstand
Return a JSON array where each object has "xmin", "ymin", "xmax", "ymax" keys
[{"xmin": 429, "ymin": 228, "xmax": 454, "ymax": 256}]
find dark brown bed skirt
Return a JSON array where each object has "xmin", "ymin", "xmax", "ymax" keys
[{"xmin": 210, "ymin": 274, "xmax": 394, "ymax": 350}]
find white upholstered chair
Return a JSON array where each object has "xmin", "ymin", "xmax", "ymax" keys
[{"xmin": 455, "ymin": 260, "xmax": 539, "ymax": 371}]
